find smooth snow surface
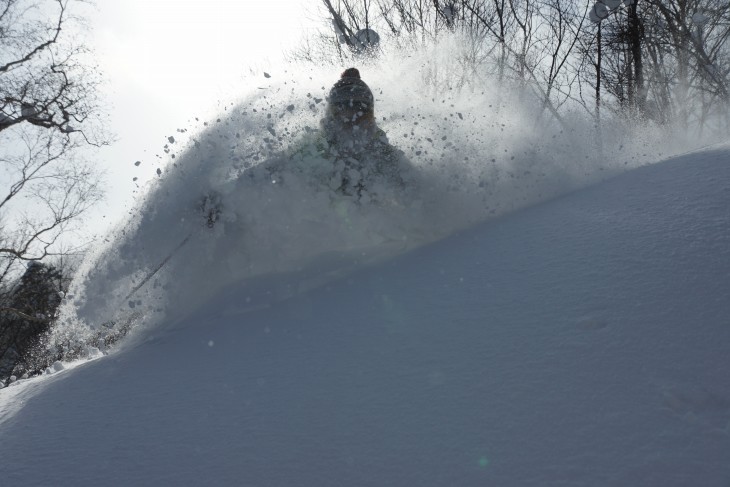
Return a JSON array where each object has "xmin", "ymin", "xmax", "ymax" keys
[{"xmin": 1, "ymin": 146, "xmax": 729, "ymax": 486}]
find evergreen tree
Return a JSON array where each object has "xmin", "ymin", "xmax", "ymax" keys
[{"xmin": 0, "ymin": 262, "xmax": 63, "ymax": 381}]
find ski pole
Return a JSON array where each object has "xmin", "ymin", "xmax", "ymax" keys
[
  {"xmin": 122, "ymin": 191, "xmax": 222, "ymax": 303},
  {"xmin": 122, "ymin": 232, "xmax": 193, "ymax": 303}
]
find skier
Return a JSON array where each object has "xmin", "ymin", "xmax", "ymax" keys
[
  {"xmin": 246, "ymin": 67, "xmax": 409, "ymax": 199},
  {"xmin": 201, "ymin": 68, "xmax": 412, "ymax": 226},
  {"xmin": 322, "ymin": 68, "xmax": 384, "ymax": 152},
  {"xmin": 318, "ymin": 67, "xmax": 408, "ymax": 198}
]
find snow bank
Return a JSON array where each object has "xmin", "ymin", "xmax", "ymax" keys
[{"xmin": 2, "ymin": 145, "xmax": 728, "ymax": 486}]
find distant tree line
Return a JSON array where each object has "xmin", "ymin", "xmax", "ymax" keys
[{"xmin": 293, "ymin": 0, "xmax": 730, "ymax": 136}]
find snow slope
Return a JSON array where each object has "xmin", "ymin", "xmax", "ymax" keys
[{"xmin": 1, "ymin": 145, "xmax": 728, "ymax": 486}]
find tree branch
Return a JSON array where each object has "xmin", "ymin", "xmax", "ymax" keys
[{"xmin": 0, "ymin": 0, "xmax": 66, "ymax": 74}]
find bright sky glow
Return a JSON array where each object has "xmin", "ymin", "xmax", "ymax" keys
[
  {"xmin": 95, "ymin": 0, "xmax": 308, "ymax": 109},
  {"xmin": 89, "ymin": 0, "xmax": 313, "ymax": 230}
]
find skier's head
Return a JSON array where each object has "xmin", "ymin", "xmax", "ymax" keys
[{"xmin": 326, "ymin": 68, "xmax": 375, "ymax": 130}]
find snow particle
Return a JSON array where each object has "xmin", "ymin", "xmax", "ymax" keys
[
  {"xmin": 208, "ymin": 340, "xmax": 215, "ymax": 347},
  {"xmin": 264, "ymin": 72, "xmax": 271, "ymax": 78},
  {"xmin": 134, "ymin": 160, "xmax": 141, "ymax": 166},
  {"xmin": 84, "ymin": 346, "xmax": 103, "ymax": 359},
  {"xmin": 168, "ymin": 136, "xmax": 176, "ymax": 144}
]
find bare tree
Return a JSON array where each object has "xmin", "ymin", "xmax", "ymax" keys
[
  {"xmin": 585, "ymin": 0, "xmax": 730, "ymax": 131},
  {"xmin": 0, "ymin": 0, "xmax": 109, "ymax": 303},
  {"xmin": 645, "ymin": 0, "xmax": 730, "ymax": 130},
  {"xmin": 297, "ymin": 0, "xmax": 730, "ymax": 136}
]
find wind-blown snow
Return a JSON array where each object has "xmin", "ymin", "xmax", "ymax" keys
[
  {"xmin": 1, "ymin": 144, "xmax": 728, "ymax": 486},
  {"xmin": 59, "ymin": 52, "xmax": 684, "ymax": 337}
]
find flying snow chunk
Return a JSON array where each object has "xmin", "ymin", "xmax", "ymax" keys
[
  {"xmin": 21, "ymin": 104, "xmax": 38, "ymax": 117},
  {"xmin": 590, "ymin": 3, "xmax": 610, "ymax": 22},
  {"xmin": 264, "ymin": 72, "xmax": 271, "ymax": 78},
  {"xmin": 168, "ymin": 136, "xmax": 176, "ymax": 144},
  {"xmin": 692, "ymin": 12, "xmax": 710, "ymax": 25},
  {"xmin": 156, "ymin": 168, "xmax": 162, "ymax": 176},
  {"xmin": 134, "ymin": 161, "xmax": 141, "ymax": 166},
  {"xmin": 84, "ymin": 346, "xmax": 103, "ymax": 359},
  {"xmin": 441, "ymin": 5, "xmax": 456, "ymax": 22}
]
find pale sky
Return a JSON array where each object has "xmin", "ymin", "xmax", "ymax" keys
[{"xmin": 88, "ymin": 0, "xmax": 314, "ymax": 231}]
